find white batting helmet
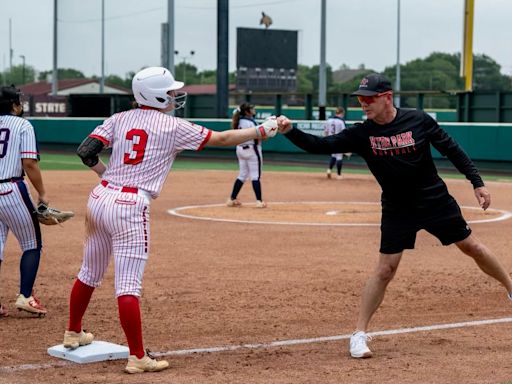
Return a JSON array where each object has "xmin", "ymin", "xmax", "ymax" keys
[{"xmin": 132, "ymin": 67, "xmax": 186, "ymax": 109}]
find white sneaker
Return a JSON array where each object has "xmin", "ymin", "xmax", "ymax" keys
[{"xmin": 349, "ymin": 331, "xmax": 373, "ymax": 358}]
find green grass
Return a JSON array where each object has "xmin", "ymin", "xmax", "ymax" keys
[
  {"xmin": 39, "ymin": 153, "xmax": 348, "ymax": 174},
  {"xmin": 39, "ymin": 152, "xmax": 512, "ymax": 182},
  {"xmin": 39, "ymin": 153, "xmax": 86, "ymax": 170}
]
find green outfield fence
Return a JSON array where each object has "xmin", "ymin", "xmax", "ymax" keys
[{"xmin": 30, "ymin": 118, "xmax": 512, "ymax": 165}]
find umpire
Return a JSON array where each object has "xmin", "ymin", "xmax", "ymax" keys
[{"xmin": 277, "ymin": 73, "xmax": 512, "ymax": 359}]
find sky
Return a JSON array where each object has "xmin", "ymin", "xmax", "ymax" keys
[{"xmin": 1, "ymin": 0, "xmax": 511, "ymax": 80}]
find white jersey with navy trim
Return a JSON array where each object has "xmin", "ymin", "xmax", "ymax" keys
[
  {"xmin": 324, "ymin": 116, "xmax": 347, "ymax": 158},
  {"xmin": 89, "ymin": 108, "xmax": 211, "ymax": 199},
  {"xmin": 236, "ymin": 117, "xmax": 259, "ymax": 147},
  {"xmin": 0, "ymin": 115, "xmax": 38, "ymax": 180},
  {"xmin": 324, "ymin": 116, "xmax": 346, "ymax": 136},
  {"xmin": 0, "ymin": 114, "xmax": 41, "ymax": 262}
]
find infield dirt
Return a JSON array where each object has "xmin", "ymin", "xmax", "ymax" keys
[{"xmin": 1, "ymin": 170, "xmax": 511, "ymax": 384}]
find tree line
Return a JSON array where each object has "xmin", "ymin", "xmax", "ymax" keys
[{"xmin": 1, "ymin": 52, "xmax": 510, "ymax": 96}]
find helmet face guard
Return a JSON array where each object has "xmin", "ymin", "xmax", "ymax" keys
[
  {"xmin": 167, "ymin": 91, "xmax": 187, "ymax": 110},
  {"xmin": 132, "ymin": 67, "xmax": 186, "ymax": 109}
]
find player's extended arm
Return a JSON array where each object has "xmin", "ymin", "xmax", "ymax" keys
[
  {"xmin": 206, "ymin": 117, "xmax": 278, "ymax": 147},
  {"xmin": 22, "ymin": 158, "xmax": 48, "ymax": 204},
  {"xmin": 77, "ymin": 137, "xmax": 107, "ymax": 177}
]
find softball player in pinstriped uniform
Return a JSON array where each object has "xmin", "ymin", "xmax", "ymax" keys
[
  {"xmin": 62, "ymin": 67, "xmax": 279, "ymax": 374},
  {"xmin": 227, "ymin": 102, "xmax": 266, "ymax": 208},
  {"xmin": 323, "ymin": 107, "xmax": 348, "ymax": 179},
  {"xmin": 0, "ymin": 85, "xmax": 49, "ymax": 317}
]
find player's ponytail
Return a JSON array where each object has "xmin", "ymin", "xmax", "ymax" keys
[
  {"xmin": 231, "ymin": 108, "xmax": 241, "ymax": 130},
  {"xmin": 231, "ymin": 102, "xmax": 254, "ymax": 129}
]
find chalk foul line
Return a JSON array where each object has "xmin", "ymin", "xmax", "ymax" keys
[
  {"xmin": 2, "ymin": 316, "xmax": 512, "ymax": 373},
  {"xmin": 155, "ymin": 316, "xmax": 512, "ymax": 357}
]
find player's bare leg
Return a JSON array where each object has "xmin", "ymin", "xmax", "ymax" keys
[
  {"xmin": 355, "ymin": 252, "xmax": 402, "ymax": 331},
  {"xmin": 456, "ymin": 234, "xmax": 512, "ymax": 295},
  {"xmin": 351, "ymin": 252, "xmax": 402, "ymax": 358}
]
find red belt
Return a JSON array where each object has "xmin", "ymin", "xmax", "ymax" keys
[{"xmin": 100, "ymin": 180, "xmax": 138, "ymax": 194}]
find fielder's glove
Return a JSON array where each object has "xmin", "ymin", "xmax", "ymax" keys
[
  {"xmin": 36, "ymin": 203, "xmax": 75, "ymax": 225},
  {"xmin": 255, "ymin": 116, "xmax": 278, "ymax": 139}
]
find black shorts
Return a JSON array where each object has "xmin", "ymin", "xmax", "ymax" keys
[{"xmin": 380, "ymin": 198, "xmax": 471, "ymax": 254}]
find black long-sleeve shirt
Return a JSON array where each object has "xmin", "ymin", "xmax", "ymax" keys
[{"xmin": 285, "ymin": 108, "xmax": 484, "ymax": 208}]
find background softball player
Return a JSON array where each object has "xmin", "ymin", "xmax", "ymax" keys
[
  {"xmin": 323, "ymin": 107, "xmax": 347, "ymax": 179},
  {"xmin": 0, "ymin": 85, "xmax": 49, "ymax": 317},
  {"xmin": 226, "ymin": 102, "xmax": 266, "ymax": 208},
  {"xmin": 63, "ymin": 67, "xmax": 278, "ymax": 374}
]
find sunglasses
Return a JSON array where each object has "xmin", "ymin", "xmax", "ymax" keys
[{"xmin": 357, "ymin": 91, "xmax": 391, "ymax": 105}]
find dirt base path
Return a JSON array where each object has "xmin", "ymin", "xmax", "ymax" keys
[{"xmin": 1, "ymin": 170, "xmax": 511, "ymax": 384}]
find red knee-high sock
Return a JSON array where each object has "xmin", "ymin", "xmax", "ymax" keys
[
  {"xmin": 118, "ymin": 295, "xmax": 145, "ymax": 359},
  {"xmin": 68, "ymin": 279, "xmax": 95, "ymax": 332}
]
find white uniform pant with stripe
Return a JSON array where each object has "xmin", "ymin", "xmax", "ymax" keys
[
  {"xmin": 0, "ymin": 180, "xmax": 41, "ymax": 261},
  {"xmin": 236, "ymin": 144, "xmax": 262, "ymax": 181},
  {"xmin": 77, "ymin": 184, "xmax": 150, "ymax": 297}
]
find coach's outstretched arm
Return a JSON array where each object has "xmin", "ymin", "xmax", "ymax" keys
[{"xmin": 277, "ymin": 115, "xmax": 352, "ymax": 155}]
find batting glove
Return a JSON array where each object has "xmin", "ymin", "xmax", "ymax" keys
[{"xmin": 255, "ymin": 116, "xmax": 278, "ymax": 139}]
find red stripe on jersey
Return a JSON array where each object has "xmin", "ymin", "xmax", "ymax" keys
[
  {"xmin": 89, "ymin": 134, "xmax": 110, "ymax": 145},
  {"xmin": 197, "ymin": 129, "xmax": 212, "ymax": 151}
]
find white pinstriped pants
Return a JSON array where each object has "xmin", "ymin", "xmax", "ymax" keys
[
  {"xmin": 0, "ymin": 180, "xmax": 41, "ymax": 261},
  {"xmin": 77, "ymin": 184, "xmax": 150, "ymax": 297}
]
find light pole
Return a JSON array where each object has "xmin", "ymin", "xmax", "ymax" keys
[
  {"xmin": 19, "ymin": 55, "xmax": 26, "ymax": 84},
  {"xmin": 174, "ymin": 50, "xmax": 195, "ymax": 83},
  {"xmin": 100, "ymin": 0, "xmax": 105, "ymax": 94},
  {"xmin": 395, "ymin": 0, "xmax": 401, "ymax": 107},
  {"xmin": 318, "ymin": 0, "xmax": 326, "ymax": 120}
]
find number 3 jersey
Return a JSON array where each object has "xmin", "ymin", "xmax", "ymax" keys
[{"xmin": 89, "ymin": 108, "xmax": 212, "ymax": 199}]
